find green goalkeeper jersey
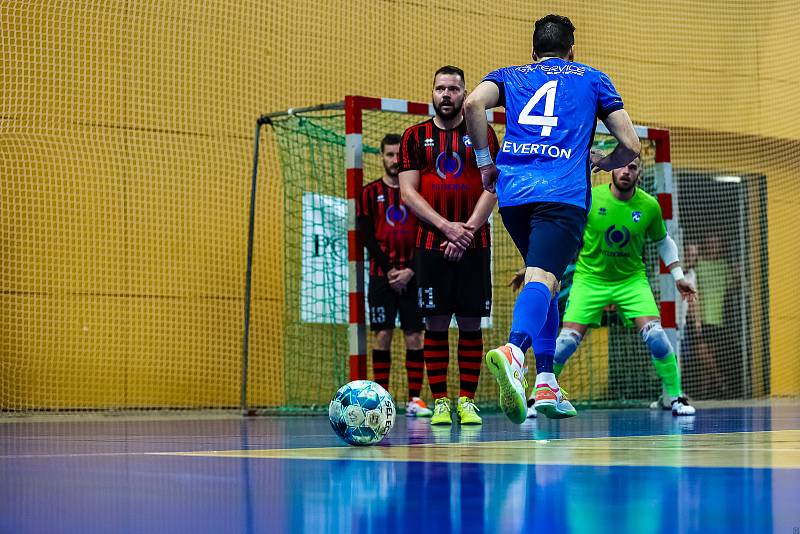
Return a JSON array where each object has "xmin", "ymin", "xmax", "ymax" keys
[{"xmin": 574, "ymin": 184, "xmax": 667, "ymax": 282}]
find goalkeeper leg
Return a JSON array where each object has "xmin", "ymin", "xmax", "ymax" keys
[
  {"xmin": 552, "ymin": 325, "xmax": 587, "ymax": 378},
  {"xmin": 638, "ymin": 318, "xmax": 696, "ymax": 416}
]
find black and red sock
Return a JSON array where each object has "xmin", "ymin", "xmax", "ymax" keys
[
  {"xmin": 405, "ymin": 348, "xmax": 424, "ymax": 399},
  {"xmin": 371, "ymin": 349, "xmax": 391, "ymax": 390},
  {"xmin": 424, "ymin": 330, "xmax": 449, "ymax": 399},
  {"xmin": 458, "ymin": 329, "xmax": 483, "ymax": 398}
]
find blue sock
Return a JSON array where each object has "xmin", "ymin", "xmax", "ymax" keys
[
  {"xmin": 508, "ymin": 331, "xmax": 531, "ymax": 353},
  {"xmin": 509, "ymin": 282, "xmax": 552, "ymax": 355},
  {"xmin": 533, "ymin": 292, "xmax": 560, "ymax": 374}
]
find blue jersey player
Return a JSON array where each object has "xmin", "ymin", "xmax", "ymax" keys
[{"xmin": 465, "ymin": 14, "xmax": 641, "ymax": 422}]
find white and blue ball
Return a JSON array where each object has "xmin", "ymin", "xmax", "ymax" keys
[{"xmin": 329, "ymin": 380, "xmax": 395, "ymax": 446}]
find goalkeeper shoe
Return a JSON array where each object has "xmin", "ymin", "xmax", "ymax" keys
[
  {"xmin": 671, "ymin": 396, "xmax": 696, "ymax": 416},
  {"xmin": 485, "ymin": 345, "xmax": 528, "ymax": 424},
  {"xmin": 457, "ymin": 397, "xmax": 482, "ymax": 425},
  {"xmin": 406, "ymin": 397, "xmax": 433, "ymax": 417},
  {"xmin": 533, "ymin": 376, "xmax": 577, "ymax": 419},
  {"xmin": 649, "ymin": 395, "xmax": 671, "ymax": 411},
  {"xmin": 430, "ymin": 397, "xmax": 453, "ymax": 425}
]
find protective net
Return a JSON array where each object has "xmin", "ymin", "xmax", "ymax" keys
[
  {"xmin": 2, "ymin": 1, "xmax": 797, "ymax": 413},
  {"xmin": 0, "ymin": 2, "xmax": 281, "ymax": 411}
]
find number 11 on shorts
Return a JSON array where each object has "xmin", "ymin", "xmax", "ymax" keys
[{"xmin": 418, "ymin": 287, "xmax": 435, "ymax": 309}]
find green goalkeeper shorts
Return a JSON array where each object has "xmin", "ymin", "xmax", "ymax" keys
[{"xmin": 563, "ymin": 274, "xmax": 660, "ymax": 327}]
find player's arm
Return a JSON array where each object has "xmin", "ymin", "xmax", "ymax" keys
[
  {"xmin": 464, "ymin": 81, "xmax": 501, "ymax": 192},
  {"xmin": 687, "ymin": 288, "xmax": 700, "ymax": 331},
  {"xmin": 466, "ymin": 191, "xmax": 497, "ymax": 231},
  {"xmin": 357, "ymin": 216, "xmax": 392, "ymax": 274},
  {"xmin": 398, "ymin": 168, "xmax": 445, "ymax": 228},
  {"xmin": 592, "ymin": 109, "xmax": 641, "ymax": 173},
  {"xmin": 465, "ymin": 125, "xmax": 499, "ymax": 228},
  {"xmin": 655, "ymin": 234, "xmax": 697, "ymax": 302},
  {"xmin": 399, "ymin": 169, "xmax": 473, "ymax": 249},
  {"xmin": 464, "ymin": 81, "xmax": 500, "ymax": 152},
  {"xmin": 356, "ymin": 190, "xmax": 392, "ymax": 274}
]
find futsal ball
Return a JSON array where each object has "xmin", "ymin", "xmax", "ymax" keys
[{"xmin": 329, "ymin": 380, "xmax": 395, "ymax": 446}]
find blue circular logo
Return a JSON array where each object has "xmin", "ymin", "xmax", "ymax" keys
[
  {"xmin": 385, "ymin": 205, "xmax": 408, "ymax": 227},
  {"xmin": 435, "ymin": 151, "xmax": 463, "ymax": 179},
  {"xmin": 604, "ymin": 224, "xmax": 631, "ymax": 248}
]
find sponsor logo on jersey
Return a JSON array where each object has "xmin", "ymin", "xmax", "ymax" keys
[
  {"xmin": 431, "ymin": 183, "xmax": 469, "ymax": 191},
  {"xmin": 435, "ymin": 151, "xmax": 463, "ymax": 179},
  {"xmin": 500, "ymin": 141, "xmax": 573, "ymax": 159},
  {"xmin": 604, "ymin": 224, "xmax": 631, "ymax": 249},
  {"xmin": 514, "ymin": 63, "xmax": 586, "ymax": 76},
  {"xmin": 632, "ymin": 211, "xmax": 641, "ymax": 223},
  {"xmin": 385, "ymin": 204, "xmax": 409, "ymax": 226}
]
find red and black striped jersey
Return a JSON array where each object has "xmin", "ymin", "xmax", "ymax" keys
[
  {"xmin": 356, "ymin": 178, "xmax": 417, "ymax": 277},
  {"xmin": 398, "ymin": 118, "xmax": 499, "ymax": 250}
]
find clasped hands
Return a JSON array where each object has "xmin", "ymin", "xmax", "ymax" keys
[{"xmin": 439, "ymin": 220, "xmax": 475, "ymax": 262}]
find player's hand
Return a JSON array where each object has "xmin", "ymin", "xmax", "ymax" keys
[
  {"xmin": 388, "ymin": 268, "xmax": 414, "ymax": 292},
  {"xmin": 440, "ymin": 221, "xmax": 474, "ymax": 249},
  {"xmin": 590, "ymin": 149, "xmax": 616, "ymax": 173},
  {"xmin": 387, "ymin": 268, "xmax": 403, "ymax": 292},
  {"xmin": 387, "ymin": 268, "xmax": 399, "ymax": 286},
  {"xmin": 507, "ymin": 267, "xmax": 526, "ymax": 292},
  {"xmin": 479, "ymin": 163, "xmax": 499, "ymax": 193},
  {"xmin": 442, "ymin": 241, "xmax": 466, "ymax": 262},
  {"xmin": 676, "ymin": 279, "xmax": 697, "ymax": 302}
]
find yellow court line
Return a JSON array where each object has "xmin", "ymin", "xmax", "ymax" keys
[{"xmin": 155, "ymin": 429, "xmax": 800, "ymax": 470}]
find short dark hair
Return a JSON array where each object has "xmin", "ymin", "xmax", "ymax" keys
[
  {"xmin": 533, "ymin": 15, "xmax": 575, "ymax": 58},
  {"xmin": 433, "ymin": 65, "xmax": 465, "ymax": 86},
  {"xmin": 380, "ymin": 133, "xmax": 402, "ymax": 152}
]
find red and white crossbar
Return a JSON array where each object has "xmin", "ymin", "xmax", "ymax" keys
[{"xmin": 345, "ymin": 96, "xmax": 674, "ymax": 379}]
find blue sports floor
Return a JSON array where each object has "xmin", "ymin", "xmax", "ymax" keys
[{"xmin": 2, "ymin": 403, "xmax": 800, "ymax": 534}]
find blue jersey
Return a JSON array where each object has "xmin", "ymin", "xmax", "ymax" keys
[{"xmin": 484, "ymin": 58, "xmax": 624, "ymax": 210}]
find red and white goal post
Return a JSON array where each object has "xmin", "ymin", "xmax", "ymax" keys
[{"xmin": 343, "ymin": 95, "xmax": 675, "ymax": 381}]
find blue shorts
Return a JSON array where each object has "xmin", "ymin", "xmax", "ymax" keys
[{"xmin": 499, "ymin": 202, "xmax": 587, "ymax": 282}]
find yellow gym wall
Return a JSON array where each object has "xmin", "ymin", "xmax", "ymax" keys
[{"xmin": 2, "ymin": 1, "xmax": 798, "ymax": 408}]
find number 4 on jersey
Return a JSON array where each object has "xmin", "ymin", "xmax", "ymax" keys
[{"xmin": 518, "ymin": 80, "xmax": 559, "ymax": 136}]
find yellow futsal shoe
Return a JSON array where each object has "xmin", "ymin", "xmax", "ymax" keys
[
  {"xmin": 457, "ymin": 396, "xmax": 482, "ymax": 425},
  {"xmin": 485, "ymin": 345, "xmax": 528, "ymax": 424},
  {"xmin": 430, "ymin": 397, "xmax": 453, "ymax": 425}
]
